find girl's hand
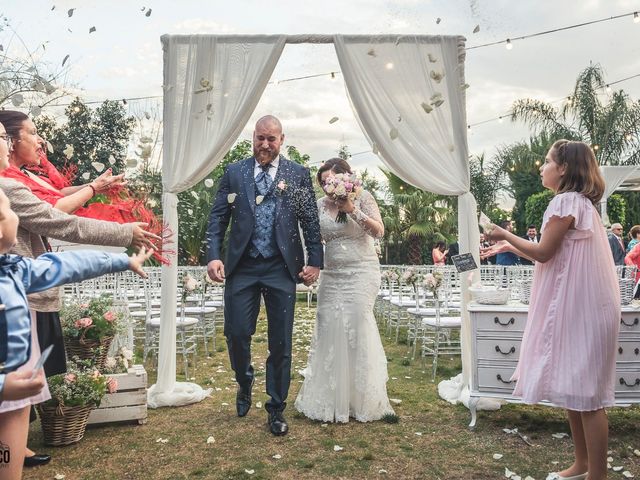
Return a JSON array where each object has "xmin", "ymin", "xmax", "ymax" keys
[
  {"xmin": 129, "ymin": 246, "xmax": 154, "ymax": 278},
  {"xmin": 335, "ymin": 197, "xmax": 355, "ymax": 213},
  {"xmin": 484, "ymin": 224, "xmax": 507, "ymax": 242},
  {"xmin": 480, "ymin": 240, "xmax": 511, "ymax": 259}
]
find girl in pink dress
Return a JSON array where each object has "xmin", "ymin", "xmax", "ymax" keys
[{"xmin": 482, "ymin": 140, "xmax": 619, "ymax": 480}]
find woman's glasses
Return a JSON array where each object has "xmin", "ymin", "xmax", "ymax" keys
[{"xmin": 0, "ymin": 133, "xmax": 12, "ymax": 150}]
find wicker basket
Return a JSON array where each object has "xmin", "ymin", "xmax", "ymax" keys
[
  {"xmin": 37, "ymin": 404, "xmax": 93, "ymax": 446},
  {"xmin": 64, "ymin": 336, "xmax": 114, "ymax": 370},
  {"xmin": 619, "ymin": 278, "xmax": 635, "ymax": 306},
  {"xmin": 469, "ymin": 286, "xmax": 510, "ymax": 305}
]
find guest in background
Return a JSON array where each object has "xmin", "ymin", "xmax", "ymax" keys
[
  {"xmin": 626, "ymin": 225, "xmax": 640, "ymax": 253},
  {"xmin": 495, "ymin": 220, "xmax": 520, "ymax": 266},
  {"xmin": 607, "ymin": 223, "xmax": 625, "ymax": 266},
  {"xmin": 446, "ymin": 240, "xmax": 459, "ymax": 265},
  {"xmin": 519, "ymin": 225, "xmax": 539, "ymax": 266},
  {"xmin": 432, "ymin": 240, "xmax": 448, "ymax": 266},
  {"xmin": 480, "ymin": 233, "xmax": 494, "ymax": 265}
]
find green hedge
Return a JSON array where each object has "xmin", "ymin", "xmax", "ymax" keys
[{"xmin": 524, "ymin": 190, "xmax": 554, "ymax": 229}]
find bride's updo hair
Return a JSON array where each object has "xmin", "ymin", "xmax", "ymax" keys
[{"xmin": 316, "ymin": 157, "xmax": 352, "ymax": 186}]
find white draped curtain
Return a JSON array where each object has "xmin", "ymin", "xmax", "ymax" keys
[
  {"xmin": 148, "ymin": 34, "xmax": 286, "ymax": 408},
  {"xmin": 155, "ymin": 33, "xmax": 477, "ymax": 408},
  {"xmin": 333, "ymin": 34, "xmax": 480, "ymax": 406},
  {"xmin": 599, "ymin": 165, "xmax": 639, "ymax": 226}
]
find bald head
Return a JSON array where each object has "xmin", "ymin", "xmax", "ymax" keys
[
  {"xmin": 253, "ymin": 115, "xmax": 285, "ymax": 165},
  {"xmin": 255, "ymin": 115, "xmax": 283, "ymax": 134}
]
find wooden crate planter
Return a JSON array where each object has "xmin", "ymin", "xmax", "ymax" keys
[{"xmin": 87, "ymin": 365, "xmax": 147, "ymax": 425}]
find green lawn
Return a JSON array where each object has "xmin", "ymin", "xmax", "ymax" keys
[{"xmin": 24, "ymin": 302, "xmax": 640, "ymax": 480}]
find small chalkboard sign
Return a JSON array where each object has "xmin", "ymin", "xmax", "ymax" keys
[{"xmin": 451, "ymin": 253, "xmax": 478, "ymax": 272}]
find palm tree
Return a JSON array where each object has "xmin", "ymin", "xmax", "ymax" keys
[
  {"xmin": 381, "ymin": 170, "xmax": 456, "ymax": 265},
  {"xmin": 510, "ymin": 64, "xmax": 640, "ymax": 165}
]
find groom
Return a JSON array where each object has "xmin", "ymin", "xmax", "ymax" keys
[{"xmin": 206, "ymin": 115, "xmax": 323, "ymax": 436}]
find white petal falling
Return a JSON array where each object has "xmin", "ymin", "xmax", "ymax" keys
[
  {"xmin": 329, "ymin": 117, "xmax": 339, "ymax": 124},
  {"xmin": 272, "ymin": 454, "xmax": 282, "ymax": 459},
  {"xmin": 227, "ymin": 193, "xmax": 237, "ymax": 203},
  {"xmin": 244, "ymin": 469, "xmax": 255, "ymax": 475},
  {"xmin": 187, "ymin": 209, "xmax": 194, "ymax": 216},
  {"xmin": 493, "ymin": 454, "xmax": 503, "ymax": 460},
  {"xmin": 92, "ymin": 162, "xmax": 105, "ymax": 173},
  {"xmin": 55, "ymin": 475, "xmax": 66, "ymax": 480},
  {"xmin": 421, "ymin": 102, "xmax": 433, "ymax": 114},
  {"xmin": 46, "ymin": 140, "xmax": 54, "ymax": 153},
  {"xmin": 256, "ymin": 195, "xmax": 264, "ymax": 205},
  {"xmin": 206, "ymin": 436, "xmax": 215, "ymax": 444},
  {"xmin": 255, "ymin": 401, "xmax": 262, "ymax": 408},
  {"xmin": 622, "ymin": 471, "xmax": 634, "ymax": 478},
  {"xmin": 551, "ymin": 433, "xmax": 569, "ymax": 439},
  {"xmin": 204, "ymin": 178, "xmax": 214, "ymax": 188},
  {"xmin": 108, "ymin": 155, "xmax": 116, "ymax": 165},
  {"xmin": 389, "ymin": 127, "xmax": 399, "ymax": 140},
  {"xmin": 11, "ymin": 94, "xmax": 24, "ymax": 107},
  {"xmin": 613, "ymin": 466, "xmax": 624, "ymax": 472},
  {"xmin": 333, "ymin": 445, "xmax": 344, "ymax": 452},
  {"xmin": 82, "ymin": 172, "xmax": 90, "ymax": 180},
  {"xmin": 63, "ymin": 144, "xmax": 74, "ymax": 159},
  {"xmin": 473, "ymin": 25, "xmax": 480, "ymax": 33}
]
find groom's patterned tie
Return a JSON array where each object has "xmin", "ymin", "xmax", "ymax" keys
[{"xmin": 249, "ymin": 163, "xmax": 278, "ymax": 259}]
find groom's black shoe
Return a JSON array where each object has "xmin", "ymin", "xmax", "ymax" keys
[
  {"xmin": 236, "ymin": 379, "xmax": 254, "ymax": 417},
  {"xmin": 268, "ymin": 411, "xmax": 288, "ymax": 436}
]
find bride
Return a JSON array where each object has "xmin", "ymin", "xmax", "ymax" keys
[{"xmin": 295, "ymin": 158, "xmax": 394, "ymax": 423}]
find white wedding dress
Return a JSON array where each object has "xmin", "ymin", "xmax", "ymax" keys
[{"xmin": 295, "ymin": 191, "xmax": 395, "ymax": 422}]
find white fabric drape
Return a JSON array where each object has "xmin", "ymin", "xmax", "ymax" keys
[
  {"xmin": 149, "ymin": 34, "xmax": 286, "ymax": 408},
  {"xmin": 599, "ymin": 165, "xmax": 639, "ymax": 226},
  {"xmin": 334, "ymin": 35, "xmax": 480, "ymax": 406}
]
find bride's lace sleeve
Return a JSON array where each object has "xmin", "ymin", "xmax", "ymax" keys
[{"xmin": 350, "ymin": 190, "xmax": 384, "ymax": 239}]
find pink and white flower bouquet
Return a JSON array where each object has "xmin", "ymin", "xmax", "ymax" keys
[
  {"xmin": 61, "ymin": 296, "xmax": 124, "ymax": 343},
  {"xmin": 45, "ymin": 358, "xmax": 116, "ymax": 408},
  {"xmin": 322, "ymin": 172, "xmax": 363, "ymax": 223}
]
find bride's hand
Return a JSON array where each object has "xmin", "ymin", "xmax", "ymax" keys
[{"xmin": 335, "ymin": 197, "xmax": 355, "ymax": 213}]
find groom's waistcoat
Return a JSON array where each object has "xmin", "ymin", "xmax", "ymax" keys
[{"xmin": 248, "ymin": 185, "xmax": 278, "ymax": 259}]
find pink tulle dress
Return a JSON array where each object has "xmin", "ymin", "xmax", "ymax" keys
[{"xmin": 512, "ymin": 192, "xmax": 620, "ymax": 411}]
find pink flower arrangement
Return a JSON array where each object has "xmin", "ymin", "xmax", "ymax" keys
[
  {"xmin": 75, "ymin": 317, "xmax": 93, "ymax": 329},
  {"xmin": 106, "ymin": 377, "xmax": 118, "ymax": 394},
  {"xmin": 64, "ymin": 373, "xmax": 77, "ymax": 383},
  {"xmin": 103, "ymin": 311, "xmax": 116, "ymax": 322}
]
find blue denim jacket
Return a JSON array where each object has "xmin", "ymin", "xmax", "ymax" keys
[{"xmin": 0, "ymin": 251, "xmax": 129, "ymax": 398}]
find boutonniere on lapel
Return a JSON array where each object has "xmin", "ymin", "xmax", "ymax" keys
[{"xmin": 275, "ymin": 180, "xmax": 287, "ymax": 196}]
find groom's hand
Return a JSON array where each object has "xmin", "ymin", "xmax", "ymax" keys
[
  {"xmin": 299, "ymin": 266, "xmax": 320, "ymax": 286},
  {"xmin": 207, "ymin": 259, "xmax": 226, "ymax": 282}
]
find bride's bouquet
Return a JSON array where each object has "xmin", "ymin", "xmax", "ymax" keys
[{"xmin": 322, "ymin": 172, "xmax": 363, "ymax": 223}]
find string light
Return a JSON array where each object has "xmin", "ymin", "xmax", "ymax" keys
[
  {"xmin": 385, "ymin": 62, "xmax": 394, "ymax": 70},
  {"xmin": 467, "ymin": 11, "xmax": 639, "ymax": 50},
  {"xmin": 505, "ymin": 39, "xmax": 513, "ymax": 50},
  {"xmin": 606, "ymin": 84, "xmax": 612, "ymax": 93}
]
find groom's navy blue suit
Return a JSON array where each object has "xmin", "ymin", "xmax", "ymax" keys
[{"xmin": 206, "ymin": 155, "xmax": 323, "ymax": 413}]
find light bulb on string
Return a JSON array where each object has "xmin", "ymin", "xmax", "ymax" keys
[
  {"xmin": 385, "ymin": 62, "xmax": 394, "ymax": 70},
  {"xmin": 593, "ymin": 144, "xmax": 600, "ymax": 151},
  {"xmin": 330, "ymin": 72, "xmax": 336, "ymax": 79},
  {"xmin": 505, "ymin": 39, "xmax": 513, "ymax": 50},
  {"xmin": 606, "ymin": 84, "xmax": 612, "ymax": 94},
  {"xmin": 634, "ymin": 12, "xmax": 639, "ymax": 23},
  {"xmin": 498, "ymin": 116, "xmax": 503, "ymax": 124}
]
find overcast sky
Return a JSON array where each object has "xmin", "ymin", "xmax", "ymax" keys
[{"xmin": 2, "ymin": 0, "xmax": 640, "ymax": 202}]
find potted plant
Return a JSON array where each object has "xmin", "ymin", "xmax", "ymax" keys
[
  {"xmin": 61, "ymin": 295, "xmax": 125, "ymax": 369},
  {"xmin": 37, "ymin": 358, "xmax": 117, "ymax": 446}
]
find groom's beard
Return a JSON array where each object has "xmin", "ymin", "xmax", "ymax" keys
[{"xmin": 254, "ymin": 148, "xmax": 278, "ymax": 164}]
